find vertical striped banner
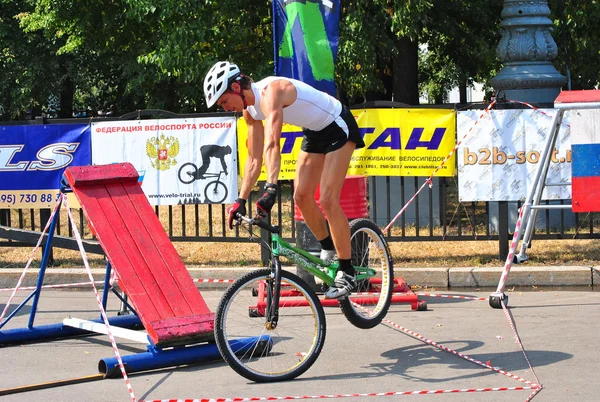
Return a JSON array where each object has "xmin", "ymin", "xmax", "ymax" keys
[{"xmin": 273, "ymin": 0, "xmax": 340, "ymax": 96}]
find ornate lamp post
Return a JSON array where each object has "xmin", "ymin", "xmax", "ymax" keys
[{"xmin": 491, "ymin": 0, "xmax": 566, "ymax": 104}]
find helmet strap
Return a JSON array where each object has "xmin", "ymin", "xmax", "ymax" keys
[{"xmin": 227, "ymin": 78, "xmax": 248, "ymax": 109}]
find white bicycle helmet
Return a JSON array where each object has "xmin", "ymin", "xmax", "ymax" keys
[{"xmin": 204, "ymin": 61, "xmax": 241, "ymax": 108}]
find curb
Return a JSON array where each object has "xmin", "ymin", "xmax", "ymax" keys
[{"xmin": 1, "ymin": 265, "xmax": 597, "ymax": 291}]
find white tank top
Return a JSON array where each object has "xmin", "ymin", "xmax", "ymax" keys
[{"xmin": 246, "ymin": 77, "xmax": 342, "ymax": 132}]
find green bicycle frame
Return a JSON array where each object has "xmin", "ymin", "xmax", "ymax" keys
[{"xmin": 270, "ymin": 233, "xmax": 377, "ymax": 286}]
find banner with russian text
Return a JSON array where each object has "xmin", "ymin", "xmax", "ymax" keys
[
  {"xmin": 0, "ymin": 124, "xmax": 91, "ymax": 208},
  {"xmin": 236, "ymin": 108, "xmax": 456, "ymax": 180},
  {"xmin": 457, "ymin": 109, "xmax": 571, "ymax": 202},
  {"xmin": 92, "ymin": 117, "xmax": 237, "ymax": 205},
  {"xmin": 273, "ymin": 0, "xmax": 340, "ymax": 96}
]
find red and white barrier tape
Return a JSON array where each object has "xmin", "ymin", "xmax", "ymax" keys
[
  {"xmin": 415, "ymin": 293, "xmax": 487, "ymax": 301},
  {"xmin": 495, "ymin": 204, "xmax": 527, "ymax": 294},
  {"xmin": 505, "ymin": 99, "xmax": 571, "ymax": 128},
  {"xmin": 193, "ymin": 280, "xmax": 488, "ymax": 302},
  {"xmin": 501, "ymin": 301, "xmax": 541, "ymax": 386},
  {"xmin": 383, "ymin": 101, "xmax": 496, "ymax": 233},
  {"xmin": 0, "ymin": 278, "xmax": 235, "ymax": 293},
  {"xmin": 189, "ymin": 280, "xmax": 489, "ymax": 303},
  {"xmin": 193, "ymin": 278, "xmax": 235, "ymax": 284},
  {"xmin": 63, "ymin": 196, "xmax": 137, "ymax": 402},
  {"xmin": 0, "ymin": 281, "xmax": 105, "ymax": 293},
  {"xmin": 0, "ymin": 195, "xmax": 63, "ymax": 322},
  {"xmin": 377, "ymin": 311, "xmax": 539, "ymax": 388},
  {"xmin": 140, "ymin": 386, "xmax": 539, "ymax": 402}
]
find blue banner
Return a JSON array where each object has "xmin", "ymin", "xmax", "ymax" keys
[
  {"xmin": 273, "ymin": 0, "xmax": 340, "ymax": 97},
  {"xmin": 0, "ymin": 124, "xmax": 91, "ymax": 208}
]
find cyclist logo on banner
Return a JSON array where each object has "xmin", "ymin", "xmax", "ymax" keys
[
  {"xmin": 91, "ymin": 116, "xmax": 238, "ymax": 206},
  {"xmin": 178, "ymin": 144, "xmax": 232, "ymax": 204}
]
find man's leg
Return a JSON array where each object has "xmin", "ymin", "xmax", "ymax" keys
[
  {"xmin": 293, "ymin": 151, "xmax": 328, "ymax": 241},
  {"xmin": 319, "ymin": 141, "xmax": 357, "ymax": 298},
  {"xmin": 197, "ymin": 147, "xmax": 212, "ymax": 178},
  {"xmin": 319, "ymin": 141, "xmax": 356, "ymax": 260}
]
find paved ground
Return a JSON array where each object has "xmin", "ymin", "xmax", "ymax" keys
[{"xmin": 1, "ymin": 287, "xmax": 599, "ymax": 402}]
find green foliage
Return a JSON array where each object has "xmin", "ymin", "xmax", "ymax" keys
[
  {"xmin": 418, "ymin": 0, "xmax": 502, "ymax": 102},
  {"xmin": 336, "ymin": 1, "xmax": 395, "ymax": 101},
  {"xmin": 550, "ymin": 0, "xmax": 600, "ymax": 89},
  {"xmin": 0, "ymin": 0, "xmax": 598, "ymax": 120}
]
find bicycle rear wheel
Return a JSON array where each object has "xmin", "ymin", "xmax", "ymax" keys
[
  {"xmin": 177, "ymin": 162, "xmax": 197, "ymax": 184},
  {"xmin": 214, "ymin": 268, "xmax": 326, "ymax": 382},
  {"xmin": 339, "ymin": 218, "xmax": 394, "ymax": 329}
]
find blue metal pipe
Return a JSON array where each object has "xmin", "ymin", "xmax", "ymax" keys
[
  {"xmin": 101, "ymin": 260, "xmax": 112, "ymax": 311},
  {"xmin": 99, "ymin": 336, "xmax": 272, "ymax": 378},
  {"xmin": 0, "ymin": 314, "xmax": 142, "ymax": 346},
  {"xmin": 28, "ymin": 200, "xmax": 62, "ymax": 328},
  {"xmin": 0, "ymin": 291, "xmax": 36, "ymax": 330}
]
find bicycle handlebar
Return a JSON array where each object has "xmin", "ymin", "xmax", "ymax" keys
[{"xmin": 236, "ymin": 213, "xmax": 280, "ymax": 234}]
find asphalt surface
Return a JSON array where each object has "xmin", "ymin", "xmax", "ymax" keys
[{"xmin": 1, "ymin": 287, "xmax": 599, "ymax": 402}]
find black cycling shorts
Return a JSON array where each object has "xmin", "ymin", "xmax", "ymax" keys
[{"xmin": 300, "ymin": 106, "xmax": 365, "ymax": 154}]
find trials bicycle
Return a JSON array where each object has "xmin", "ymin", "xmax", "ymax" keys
[{"xmin": 214, "ymin": 214, "xmax": 394, "ymax": 382}]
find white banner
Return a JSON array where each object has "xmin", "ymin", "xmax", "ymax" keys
[
  {"xmin": 92, "ymin": 117, "xmax": 237, "ymax": 205},
  {"xmin": 457, "ymin": 109, "xmax": 571, "ymax": 202}
]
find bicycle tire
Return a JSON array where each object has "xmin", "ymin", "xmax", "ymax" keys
[
  {"xmin": 204, "ymin": 180, "xmax": 228, "ymax": 203},
  {"xmin": 338, "ymin": 218, "xmax": 394, "ymax": 329},
  {"xmin": 178, "ymin": 162, "xmax": 198, "ymax": 184},
  {"xmin": 214, "ymin": 268, "xmax": 326, "ymax": 382}
]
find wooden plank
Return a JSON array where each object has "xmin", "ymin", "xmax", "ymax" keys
[
  {"xmin": 151, "ymin": 313, "xmax": 215, "ymax": 347},
  {"xmin": 124, "ymin": 184, "xmax": 212, "ymax": 315},
  {"xmin": 151, "ymin": 313, "xmax": 215, "ymax": 330},
  {"xmin": 89, "ymin": 184, "xmax": 182, "ymax": 319},
  {"xmin": 70, "ymin": 184, "xmax": 164, "ymax": 325},
  {"xmin": 64, "ymin": 163, "xmax": 139, "ymax": 187},
  {"xmin": 64, "ymin": 163, "xmax": 215, "ymax": 345},
  {"xmin": 103, "ymin": 182, "xmax": 193, "ymax": 317}
]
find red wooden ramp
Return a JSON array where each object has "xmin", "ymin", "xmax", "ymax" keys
[{"xmin": 63, "ymin": 163, "xmax": 214, "ymax": 347}]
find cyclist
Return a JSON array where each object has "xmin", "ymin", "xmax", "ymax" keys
[
  {"xmin": 204, "ymin": 61, "xmax": 365, "ymax": 299},
  {"xmin": 195, "ymin": 144, "xmax": 232, "ymax": 179}
]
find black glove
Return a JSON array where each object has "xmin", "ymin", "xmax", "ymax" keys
[
  {"xmin": 256, "ymin": 183, "xmax": 277, "ymax": 217},
  {"xmin": 227, "ymin": 198, "xmax": 247, "ymax": 229}
]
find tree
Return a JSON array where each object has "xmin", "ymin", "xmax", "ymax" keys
[
  {"xmin": 1, "ymin": 0, "xmax": 598, "ymax": 120},
  {"xmin": 550, "ymin": 0, "xmax": 600, "ymax": 90},
  {"xmin": 420, "ymin": 0, "xmax": 502, "ymax": 103},
  {"xmin": 0, "ymin": 0, "xmax": 62, "ymax": 119}
]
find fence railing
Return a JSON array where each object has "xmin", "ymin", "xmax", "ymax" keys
[
  {"xmin": 2, "ymin": 178, "xmax": 599, "ymax": 265},
  {"xmin": 2, "ymin": 106, "xmax": 600, "ymax": 264}
]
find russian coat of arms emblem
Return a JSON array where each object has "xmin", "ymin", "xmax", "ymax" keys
[{"xmin": 146, "ymin": 134, "xmax": 180, "ymax": 171}]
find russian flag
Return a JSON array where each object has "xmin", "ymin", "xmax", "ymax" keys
[
  {"xmin": 571, "ymin": 109, "xmax": 600, "ymax": 212},
  {"xmin": 555, "ymin": 90, "xmax": 600, "ymax": 212}
]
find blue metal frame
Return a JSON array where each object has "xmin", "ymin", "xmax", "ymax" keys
[
  {"xmin": 0, "ymin": 172, "xmax": 260, "ymax": 378},
  {"xmin": 0, "ymin": 195, "xmax": 143, "ymax": 344}
]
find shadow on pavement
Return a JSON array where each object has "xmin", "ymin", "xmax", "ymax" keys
[{"xmin": 301, "ymin": 341, "xmax": 571, "ymax": 384}]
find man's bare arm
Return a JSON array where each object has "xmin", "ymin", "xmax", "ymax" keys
[
  {"xmin": 238, "ymin": 110, "xmax": 264, "ymax": 200},
  {"xmin": 261, "ymin": 80, "xmax": 297, "ymax": 184}
]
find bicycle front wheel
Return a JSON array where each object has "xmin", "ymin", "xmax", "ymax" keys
[
  {"xmin": 204, "ymin": 180, "xmax": 228, "ymax": 203},
  {"xmin": 339, "ymin": 218, "xmax": 394, "ymax": 329},
  {"xmin": 214, "ymin": 268, "xmax": 326, "ymax": 382}
]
